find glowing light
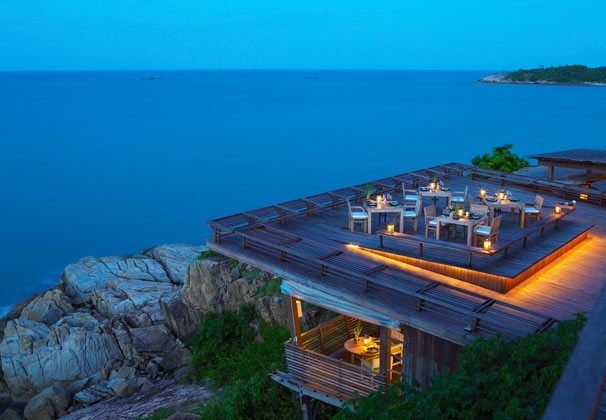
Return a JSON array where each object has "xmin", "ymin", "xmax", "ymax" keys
[
  {"xmin": 554, "ymin": 205, "xmax": 562, "ymax": 214},
  {"xmin": 483, "ymin": 239, "xmax": 492, "ymax": 250},
  {"xmin": 580, "ymin": 193, "xmax": 588, "ymax": 200}
]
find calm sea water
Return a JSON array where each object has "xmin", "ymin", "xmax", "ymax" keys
[{"xmin": 1, "ymin": 70, "xmax": 605, "ymax": 314}]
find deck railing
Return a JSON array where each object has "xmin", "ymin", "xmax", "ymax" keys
[{"xmin": 284, "ymin": 340, "xmax": 383, "ymax": 401}]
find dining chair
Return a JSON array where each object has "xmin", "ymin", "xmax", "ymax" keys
[
  {"xmin": 473, "ymin": 215, "xmax": 502, "ymax": 247},
  {"xmin": 470, "ymin": 203, "xmax": 489, "ymax": 217},
  {"xmin": 466, "ymin": 194, "xmax": 475, "ymax": 209},
  {"xmin": 389, "ymin": 342, "xmax": 403, "ymax": 371},
  {"xmin": 402, "ymin": 184, "xmax": 419, "ymax": 209},
  {"xmin": 404, "ymin": 199, "xmax": 421, "ymax": 232},
  {"xmin": 347, "ymin": 200, "xmax": 368, "ymax": 233},
  {"xmin": 424, "ymin": 204, "xmax": 452, "ymax": 239},
  {"xmin": 360, "ymin": 355, "xmax": 380, "ymax": 373},
  {"xmin": 524, "ymin": 195, "xmax": 544, "ymax": 225},
  {"xmin": 451, "ymin": 185, "xmax": 468, "ymax": 208}
]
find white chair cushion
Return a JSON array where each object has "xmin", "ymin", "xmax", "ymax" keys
[
  {"xmin": 451, "ymin": 195, "xmax": 464, "ymax": 202},
  {"xmin": 405, "ymin": 195, "xmax": 418, "ymax": 201},
  {"xmin": 403, "ymin": 211, "xmax": 416, "ymax": 217},
  {"xmin": 474, "ymin": 226, "xmax": 491, "ymax": 235},
  {"xmin": 352, "ymin": 212, "xmax": 368, "ymax": 219},
  {"xmin": 428, "ymin": 219, "xmax": 438, "ymax": 227},
  {"xmin": 525, "ymin": 207, "xmax": 540, "ymax": 213}
]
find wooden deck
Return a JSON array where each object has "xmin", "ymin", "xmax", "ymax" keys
[
  {"xmin": 528, "ymin": 148, "xmax": 606, "ymax": 182},
  {"xmin": 206, "ymin": 162, "xmax": 606, "ymax": 413}
]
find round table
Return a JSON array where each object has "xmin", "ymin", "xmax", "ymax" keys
[{"xmin": 344, "ymin": 337, "xmax": 380, "ymax": 362}]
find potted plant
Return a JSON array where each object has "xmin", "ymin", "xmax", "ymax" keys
[
  {"xmin": 365, "ymin": 183, "xmax": 373, "ymax": 203},
  {"xmin": 353, "ymin": 320, "xmax": 363, "ymax": 342},
  {"xmin": 452, "ymin": 203, "xmax": 461, "ymax": 219}
]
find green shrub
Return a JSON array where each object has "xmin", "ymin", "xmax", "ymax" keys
[
  {"xmin": 197, "ymin": 250, "xmax": 224, "ymax": 260},
  {"xmin": 471, "ymin": 144, "xmax": 528, "ymax": 172},
  {"xmin": 196, "ymin": 250, "xmax": 238, "ymax": 268},
  {"xmin": 257, "ymin": 277, "xmax": 283, "ymax": 297},
  {"xmin": 189, "ymin": 306, "xmax": 301, "ymax": 419},
  {"xmin": 337, "ymin": 313, "xmax": 586, "ymax": 419}
]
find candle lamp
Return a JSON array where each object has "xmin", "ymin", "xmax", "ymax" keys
[
  {"xmin": 387, "ymin": 223, "xmax": 395, "ymax": 233},
  {"xmin": 554, "ymin": 205, "xmax": 562, "ymax": 214},
  {"xmin": 483, "ymin": 239, "xmax": 492, "ymax": 250},
  {"xmin": 429, "ymin": 182, "xmax": 436, "ymax": 191},
  {"xmin": 498, "ymin": 192, "xmax": 505, "ymax": 200},
  {"xmin": 458, "ymin": 209, "xmax": 464, "ymax": 217},
  {"xmin": 480, "ymin": 188, "xmax": 486, "ymax": 197}
]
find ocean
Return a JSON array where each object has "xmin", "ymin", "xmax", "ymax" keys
[{"xmin": 1, "ymin": 70, "xmax": 605, "ymax": 314}]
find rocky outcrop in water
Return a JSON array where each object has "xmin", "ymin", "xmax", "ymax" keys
[{"xmin": 0, "ymin": 243, "xmax": 288, "ymax": 419}]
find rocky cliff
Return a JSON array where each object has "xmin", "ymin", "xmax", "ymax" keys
[{"xmin": 0, "ymin": 244, "xmax": 288, "ymax": 419}]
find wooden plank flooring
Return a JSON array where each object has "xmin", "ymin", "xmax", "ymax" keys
[{"xmin": 207, "ymin": 166, "xmax": 606, "ymax": 335}]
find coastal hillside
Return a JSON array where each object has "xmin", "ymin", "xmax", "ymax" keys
[{"xmin": 480, "ymin": 64, "xmax": 606, "ymax": 85}]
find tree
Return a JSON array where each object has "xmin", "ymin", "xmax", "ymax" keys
[{"xmin": 471, "ymin": 144, "xmax": 528, "ymax": 172}]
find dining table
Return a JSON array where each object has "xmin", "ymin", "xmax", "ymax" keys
[
  {"xmin": 482, "ymin": 197, "xmax": 526, "ymax": 228},
  {"xmin": 363, "ymin": 201, "xmax": 404, "ymax": 235},
  {"xmin": 419, "ymin": 187, "xmax": 452, "ymax": 207},
  {"xmin": 436, "ymin": 214, "xmax": 488, "ymax": 246},
  {"xmin": 343, "ymin": 337, "xmax": 380, "ymax": 363}
]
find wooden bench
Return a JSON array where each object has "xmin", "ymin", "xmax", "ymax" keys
[
  {"xmin": 491, "ymin": 206, "xmax": 578, "ymax": 257},
  {"xmin": 378, "ymin": 206, "xmax": 579, "ymax": 266},
  {"xmin": 378, "ymin": 231, "xmax": 493, "ymax": 266}
]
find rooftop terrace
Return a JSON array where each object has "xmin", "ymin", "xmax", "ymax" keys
[{"xmin": 205, "ymin": 162, "xmax": 606, "ymax": 413}]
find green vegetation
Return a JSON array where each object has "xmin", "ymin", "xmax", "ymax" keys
[
  {"xmin": 504, "ymin": 64, "xmax": 606, "ymax": 84},
  {"xmin": 337, "ymin": 313, "xmax": 586, "ymax": 420},
  {"xmin": 188, "ymin": 305, "xmax": 302, "ymax": 419},
  {"xmin": 197, "ymin": 249, "xmax": 238, "ymax": 268},
  {"xmin": 132, "ymin": 407, "xmax": 176, "ymax": 420},
  {"xmin": 471, "ymin": 144, "xmax": 528, "ymax": 172},
  {"xmin": 257, "ymin": 276, "xmax": 283, "ymax": 297}
]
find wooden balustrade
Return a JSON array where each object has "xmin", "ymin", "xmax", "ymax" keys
[{"xmin": 284, "ymin": 340, "xmax": 383, "ymax": 401}]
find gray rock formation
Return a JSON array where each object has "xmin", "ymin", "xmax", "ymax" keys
[{"xmin": 0, "ymin": 243, "xmax": 289, "ymax": 418}]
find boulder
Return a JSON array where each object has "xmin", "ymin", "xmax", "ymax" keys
[
  {"xmin": 144, "ymin": 244, "xmax": 206, "ymax": 284},
  {"xmin": 253, "ymin": 295, "xmax": 289, "ymax": 326},
  {"xmin": 181, "ymin": 259, "xmax": 272, "ymax": 319},
  {"xmin": 91, "ymin": 279, "xmax": 175, "ymax": 326},
  {"xmin": 0, "ymin": 408, "xmax": 23, "ymax": 420},
  {"xmin": 107, "ymin": 377, "xmax": 150, "ymax": 399},
  {"xmin": 23, "ymin": 383, "xmax": 71, "ymax": 420},
  {"xmin": 20, "ymin": 289, "xmax": 74, "ymax": 325},
  {"xmin": 61, "ymin": 255, "xmax": 171, "ymax": 300},
  {"xmin": 0, "ymin": 316, "xmax": 123, "ymax": 397},
  {"xmin": 132, "ymin": 325, "xmax": 173, "ymax": 353},
  {"xmin": 159, "ymin": 292, "xmax": 198, "ymax": 341},
  {"xmin": 73, "ymin": 382, "xmax": 112, "ymax": 406}
]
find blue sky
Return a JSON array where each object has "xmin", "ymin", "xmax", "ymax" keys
[{"xmin": 1, "ymin": 0, "xmax": 604, "ymax": 71}]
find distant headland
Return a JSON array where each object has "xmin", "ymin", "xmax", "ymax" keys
[{"xmin": 479, "ymin": 64, "xmax": 606, "ymax": 86}]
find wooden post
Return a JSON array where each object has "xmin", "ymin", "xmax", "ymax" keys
[
  {"xmin": 379, "ymin": 326, "xmax": 389, "ymax": 385},
  {"xmin": 287, "ymin": 296, "xmax": 302, "ymax": 346}
]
